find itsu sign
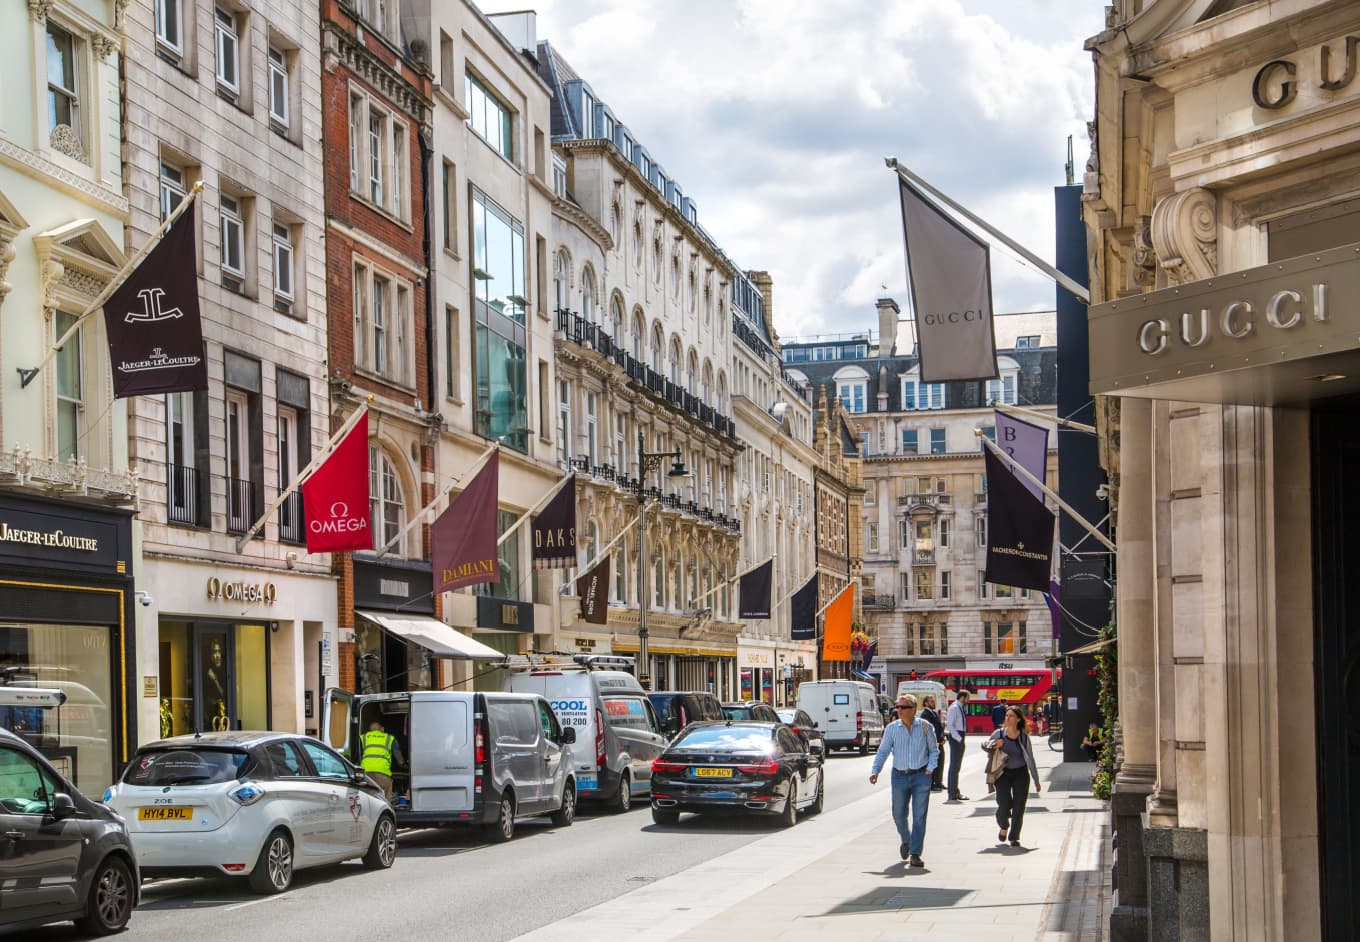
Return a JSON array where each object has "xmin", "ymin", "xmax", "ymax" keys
[{"xmin": 301, "ymin": 412, "xmax": 372, "ymax": 553}]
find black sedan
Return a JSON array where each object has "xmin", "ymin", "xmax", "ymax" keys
[
  {"xmin": 650, "ymin": 721, "xmax": 824, "ymax": 828},
  {"xmin": 776, "ymin": 708, "xmax": 827, "ymax": 757},
  {"xmin": 721, "ymin": 701, "xmax": 781, "ymax": 722}
]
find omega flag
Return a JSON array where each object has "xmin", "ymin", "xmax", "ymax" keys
[
  {"xmin": 897, "ymin": 177, "xmax": 998, "ymax": 383},
  {"xmin": 301, "ymin": 411, "xmax": 371, "ymax": 554},
  {"xmin": 432, "ymin": 452, "xmax": 500, "ymax": 593},
  {"xmin": 102, "ymin": 205, "xmax": 207, "ymax": 397},
  {"xmin": 576, "ymin": 557, "xmax": 610, "ymax": 625},
  {"xmin": 738, "ymin": 559, "xmax": 773, "ymax": 619},
  {"xmin": 531, "ymin": 475, "xmax": 576, "ymax": 569},
  {"xmin": 983, "ymin": 447, "xmax": 1055, "ymax": 592},
  {"xmin": 789, "ymin": 574, "xmax": 818, "ymax": 641},
  {"xmin": 993, "ymin": 410, "xmax": 1049, "ymax": 502}
]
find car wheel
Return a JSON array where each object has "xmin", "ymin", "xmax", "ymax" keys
[
  {"xmin": 780, "ymin": 781, "xmax": 799, "ymax": 828},
  {"xmin": 75, "ymin": 855, "xmax": 133, "ymax": 935},
  {"xmin": 610, "ymin": 770, "xmax": 632, "ymax": 814},
  {"xmin": 489, "ymin": 793, "xmax": 516, "ymax": 843},
  {"xmin": 248, "ymin": 829, "xmax": 293, "ymax": 894},
  {"xmin": 362, "ymin": 814, "xmax": 397, "ymax": 869},
  {"xmin": 809, "ymin": 772, "xmax": 825, "ymax": 815},
  {"xmin": 551, "ymin": 782, "xmax": 576, "ymax": 827},
  {"xmin": 651, "ymin": 805, "xmax": 679, "ymax": 827}
]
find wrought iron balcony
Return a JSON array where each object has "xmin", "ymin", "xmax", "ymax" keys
[
  {"xmin": 898, "ymin": 492, "xmax": 951, "ymax": 509},
  {"xmin": 863, "ymin": 591, "xmax": 897, "ymax": 611},
  {"xmin": 279, "ymin": 491, "xmax": 305, "ymax": 544},
  {"xmin": 166, "ymin": 464, "xmax": 205, "ymax": 527},
  {"xmin": 225, "ymin": 477, "xmax": 261, "ymax": 535}
]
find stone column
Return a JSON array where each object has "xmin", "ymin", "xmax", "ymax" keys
[{"xmin": 1110, "ymin": 397, "xmax": 1154, "ymax": 941}]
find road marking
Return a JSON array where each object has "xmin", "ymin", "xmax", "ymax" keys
[{"xmin": 223, "ymin": 893, "xmax": 290, "ymax": 912}]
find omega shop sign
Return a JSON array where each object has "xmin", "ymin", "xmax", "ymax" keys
[{"xmin": 1089, "ymin": 242, "xmax": 1360, "ymax": 405}]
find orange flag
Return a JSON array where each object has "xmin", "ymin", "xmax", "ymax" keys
[{"xmin": 822, "ymin": 584, "xmax": 855, "ymax": 661}]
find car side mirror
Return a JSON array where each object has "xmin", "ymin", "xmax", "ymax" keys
[
  {"xmin": 560, "ymin": 727, "xmax": 576, "ymax": 745},
  {"xmin": 51, "ymin": 792, "xmax": 77, "ymax": 820},
  {"xmin": 809, "ymin": 741, "xmax": 824, "ymax": 756}
]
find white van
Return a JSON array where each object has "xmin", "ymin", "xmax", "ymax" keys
[
  {"xmin": 895, "ymin": 680, "xmax": 947, "ymax": 712},
  {"xmin": 795, "ymin": 680, "xmax": 884, "ymax": 754},
  {"xmin": 504, "ymin": 655, "xmax": 666, "ymax": 813}
]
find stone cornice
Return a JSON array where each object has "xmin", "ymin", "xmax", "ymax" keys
[
  {"xmin": 0, "ymin": 139, "xmax": 127, "ymax": 216},
  {"xmin": 552, "ymin": 196, "xmax": 612, "ymax": 252},
  {"xmin": 322, "ymin": 22, "xmax": 432, "ymax": 124}
]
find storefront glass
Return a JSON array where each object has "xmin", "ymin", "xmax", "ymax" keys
[
  {"xmin": 0, "ymin": 622, "xmax": 114, "ymax": 793},
  {"xmin": 158, "ymin": 621, "xmax": 269, "ymax": 735}
]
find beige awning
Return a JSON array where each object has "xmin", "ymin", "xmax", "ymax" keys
[{"xmin": 357, "ymin": 611, "xmax": 506, "ymax": 660}]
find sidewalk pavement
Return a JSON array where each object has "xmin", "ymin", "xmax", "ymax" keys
[{"xmin": 515, "ymin": 739, "xmax": 1109, "ymax": 942}]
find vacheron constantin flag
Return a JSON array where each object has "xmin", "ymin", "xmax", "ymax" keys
[
  {"xmin": 103, "ymin": 205, "xmax": 207, "ymax": 397},
  {"xmin": 432, "ymin": 452, "xmax": 500, "ymax": 593},
  {"xmin": 983, "ymin": 447, "xmax": 1055, "ymax": 592},
  {"xmin": 301, "ymin": 411, "xmax": 372, "ymax": 554},
  {"xmin": 789, "ymin": 575, "xmax": 818, "ymax": 641},
  {"xmin": 576, "ymin": 557, "xmax": 611, "ymax": 625}
]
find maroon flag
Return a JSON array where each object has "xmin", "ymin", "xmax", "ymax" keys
[
  {"xmin": 302, "ymin": 412, "xmax": 371, "ymax": 553},
  {"xmin": 531, "ymin": 475, "xmax": 576, "ymax": 569},
  {"xmin": 576, "ymin": 557, "xmax": 611, "ymax": 625},
  {"xmin": 432, "ymin": 452, "xmax": 500, "ymax": 593}
]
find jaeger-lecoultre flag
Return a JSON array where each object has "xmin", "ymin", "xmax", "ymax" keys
[
  {"xmin": 531, "ymin": 475, "xmax": 576, "ymax": 569},
  {"xmin": 102, "ymin": 204, "xmax": 208, "ymax": 397},
  {"xmin": 432, "ymin": 452, "xmax": 500, "ymax": 593},
  {"xmin": 983, "ymin": 447, "xmax": 1055, "ymax": 592},
  {"xmin": 301, "ymin": 411, "xmax": 372, "ymax": 554}
]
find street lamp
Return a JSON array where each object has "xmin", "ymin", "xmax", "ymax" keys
[{"xmin": 636, "ymin": 431, "xmax": 687, "ymax": 689}]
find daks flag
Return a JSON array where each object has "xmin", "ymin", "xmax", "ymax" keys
[
  {"xmin": 789, "ymin": 575, "xmax": 818, "ymax": 640},
  {"xmin": 822, "ymin": 584, "xmax": 855, "ymax": 662},
  {"xmin": 738, "ymin": 559, "xmax": 773, "ymax": 619},
  {"xmin": 897, "ymin": 177, "xmax": 998, "ymax": 383},
  {"xmin": 531, "ymin": 475, "xmax": 576, "ymax": 569},
  {"xmin": 301, "ymin": 411, "xmax": 371, "ymax": 554},
  {"xmin": 103, "ymin": 204, "xmax": 207, "ymax": 397},
  {"xmin": 432, "ymin": 452, "xmax": 500, "ymax": 593},
  {"xmin": 576, "ymin": 557, "xmax": 611, "ymax": 625},
  {"xmin": 984, "ymin": 448, "xmax": 1055, "ymax": 592},
  {"xmin": 994, "ymin": 410, "xmax": 1048, "ymax": 502}
]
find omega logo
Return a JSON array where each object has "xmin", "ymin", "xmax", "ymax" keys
[
  {"xmin": 1137, "ymin": 284, "xmax": 1329, "ymax": 356},
  {"xmin": 1252, "ymin": 35, "xmax": 1358, "ymax": 109},
  {"xmin": 309, "ymin": 500, "xmax": 368, "ymax": 535},
  {"xmin": 206, "ymin": 577, "xmax": 278, "ymax": 604}
]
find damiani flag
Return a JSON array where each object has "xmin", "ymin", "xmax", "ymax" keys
[
  {"xmin": 789, "ymin": 575, "xmax": 818, "ymax": 641},
  {"xmin": 531, "ymin": 475, "xmax": 576, "ymax": 569},
  {"xmin": 994, "ymin": 410, "xmax": 1048, "ymax": 502},
  {"xmin": 301, "ymin": 411, "xmax": 372, "ymax": 554},
  {"xmin": 103, "ymin": 204, "xmax": 208, "ymax": 397},
  {"xmin": 822, "ymin": 584, "xmax": 855, "ymax": 662},
  {"xmin": 432, "ymin": 452, "xmax": 500, "ymax": 593},
  {"xmin": 576, "ymin": 556, "xmax": 610, "ymax": 625},
  {"xmin": 983, "ymin": 448, "xmax": 1055, "ymax": 592},
  {"xmin": 897, "ymin": 177, "xmax": 998, "ymax": 383},
  {"xmin": 738, "ymin": 559, "xmax": 773, "ymax": 619}
]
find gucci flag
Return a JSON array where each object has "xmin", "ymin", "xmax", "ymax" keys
[
  {"xmin": 576, "ymin": 557, "xmax": 611, "ymax": 625},
  {"xmin": 983, "ymin": 448, "xmax": 1055, "ymax": 592}
]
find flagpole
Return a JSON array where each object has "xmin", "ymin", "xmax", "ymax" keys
[
  {"xmin": 885, "ymin": 159, "xmax": 1092, "ymax": 305},
  {"xmin": 235, "ymin": 399, "xmax": 372, "ymax": 552},
  {"xmin": 19, "ymin": 182, "xmax": 206, "ymax": 389},
  {"xmin": 995, "ymin": 403, "xmax": 1096, "ymax": 435},
  {"xmin": 976, "ymin": 429, "xmax": 1117, "ymax": 553},
  {"xmin": 814, "ymin": 580, "xmax": 854, "ymax": 620},
  {"xmin": 373, "ymin": 439, "xmax": 499, "ymax": 558},
  {"xmin": 498, "ymin": 471, "xmax": 576, "ymax": 548},
  {"xmin": 776, "ymin": 571, "xmax": 816, "ymax": 608}
]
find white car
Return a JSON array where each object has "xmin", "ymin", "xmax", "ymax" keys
[{"xmin": 104, "ymin": 732, "xmax": 395, "ymax": 893}]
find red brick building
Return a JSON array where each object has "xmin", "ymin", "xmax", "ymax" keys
[{"xmin": 319, "ymin": 0, "xmax": 436, "ymax": 692}]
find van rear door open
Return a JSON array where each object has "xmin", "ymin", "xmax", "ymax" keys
[{"xmin": 409, "ymin": 696, "xmax": 473, "ymax": 813}]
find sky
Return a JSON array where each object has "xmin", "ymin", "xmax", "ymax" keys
[{"xmin": 478, "ymin": 0, "xmax": 1104, "ymax": 341}]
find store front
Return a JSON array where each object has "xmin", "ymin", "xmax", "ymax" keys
[{"xmin": 0, "ymin": 494, "xmax": 135, "ymax": 794}]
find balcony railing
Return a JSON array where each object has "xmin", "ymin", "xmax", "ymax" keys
[
  {"xmin": 898, "ymin": 492, "xmax": 951, "ymax": 508},
  {"xmin": 913, "ymin": 548, "xmax": 935, "ymax": 565},
  {"xmin": 166, "ymin": 464, "xmax": 205, "ymax": 526},
  {"xmin": 226, "ymin": 477, "xmax": 261, "ymax": 534},
  {"xmin": 279, "ymin": 491, "xmax": 305, "ymax": 544},
  {"xmin": 975, "ymin": 491, "xmax": 987, "ymax": 505},
  {"xmin": 863, "ymin": 591, "xmax": 896, "ymax": 610}
]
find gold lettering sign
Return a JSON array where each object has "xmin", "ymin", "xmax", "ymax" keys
[
  {"xmin": 206, "ymin": 577, "xmax": 278, "ymax": 604},
  {"xmin": 442, "ymin": 559, "xmax": 496, "ymax": 582},
  {"xmin": 0, "ymin": 522, "xmax": 99, "ymax": 552},
  {"xmin": 502, "ymin": 604, "xmax": 519, "ymax": 626}
]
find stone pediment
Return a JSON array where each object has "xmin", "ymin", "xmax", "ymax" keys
[
  {"xmin": 0, "ymin": 189, "xmax": 30, "ymax": 241},
  {"xmin": 33, "ymin": 218, "xmax": 124, "ymax": 276}
]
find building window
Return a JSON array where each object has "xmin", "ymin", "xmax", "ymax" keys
[
  {"xmin": 839, "ymin": 382, "xmax": 865, "ymax": 413},
  {"xmin": 219, "ymin": 194, "xmax": 245, "ymax": 283},
  {"xmin": 160, "ymin": 163, "xmax": 186, "ymax": 222},
  {"xmin": 465, "ymin": 71, "xmax": 512, "ymax": 161},
  {"xmin": 980, "ymin": 425, "xmax": 995, "ymax": 451},
  {"xmin": 866, "ymin": 523, "xmax": 878, "ymax": 554},
  {"xmin": 54, "ymin": 311, "xmax": 83, "ymax": 461},
  {"xmin": 268, "ymin": 47, "xmax": 289, "ymax": 130},
  {"xmin": 472, "ymin": 189, "xmax": 528, "ymax": 451},
  {"xmin": 986, "ymin": 373, "xmax": 1017, "ymax": 405},
  {"xmin": 442, "ymin": 160, "xmax": 456, "ymax": 252},
  {"xmin": 155, "ymin": 0, "xmax": 183, "ymax": 54},
  {"xmin": 900, "ymin": 572, "xmax": 911, "ymax": 603},
  {"xmin": 902, "ymin": 377, "xmax": 944, "ymax": 410},
  {"xmin": 215, "ymin": 8, "xmax": 240, "ymax": 95},
  {"xmin": 901, "ymin": 429, "xmax": 918, "ymax": 454},
  {"xmin": 556, "ymin": 380, "xmax": 570, "ymax": 465},
  {"xmin": 976, "ymin": 516, "xmax": 987, "ymax": 547},
  {"xmin": 1015, "ymin": 335, "xmax": 1040, "ymax": 349},
  {"xmin": 353, "ymin": 264, "xmax": 411, "ymax": 385},
  {"xmin": 929, "ymin": 428, "xmax": 946, "ymax": 455},
  {"xmin": 584, "ymin": 391, "xmax": 598, "ymax": 465},
  {"xmin": 940, "ymin": 571, "xmax": 951, "ymax": 600},
  {"xmin": 995, "ymin": 584, "xmax": 1013, "ymax": 599},
  {"xmin": 369, "ymin": 447, "xmax": 404, "ymax": 552},
  {"xmin": 864, "ymin": 479, "xmax": 875, "ymax": 504},
  {"xmin": 45, "ymin": 22, "xmax": 85, "ymax": 160},
  {"xmin": 271, "ymin": 222, "xmax": 294, "ymax": 309},
  {"xmin": 368, "ymin": 112, "xmax": 385, "ymax": 205},
  {"xmin": 653, "ymin": 553, "xmax": 665, "ymax": 609},
  {"xmin": 225, "ymin": 387, "xmax": 252, "ymax": 532},
  {"xmin": 978, "ymin": 573, "xmax": 988, "ymax": 600},
  {"xmin": 445, "ymin": 307, "xmax": 459, "ymax": 399},
  {"xmin": 940, "ymin": 518, "xmax": 950, "ymax": 547},
  {"xmin": 349, "ymin": 95, "xmax": 362, "ymax": 191}
]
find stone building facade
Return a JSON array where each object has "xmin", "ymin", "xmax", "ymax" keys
[
  {"xmin": 1083, "ymin": 1, "xmax": 1360, "ymax": 938},
  {"xmin": 810, "ymin": 391, "xmax": 864, "ymax": 681}
]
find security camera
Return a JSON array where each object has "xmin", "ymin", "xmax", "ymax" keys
[
  {"xmin": 1095, "ymin": 484, "xmax": 1110, "ymax": 501},
  {"xmin": 135, "ymin": 590, "xmax": 154, "ymax": 607}
]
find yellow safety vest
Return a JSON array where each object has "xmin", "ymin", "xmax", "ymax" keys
[{"xmin": 360, "ymin": 730, "xmax": 395, "ymax": 776}]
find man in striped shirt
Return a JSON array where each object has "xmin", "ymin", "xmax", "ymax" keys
[{"xmin": 869, "ymin": 694, "xmax": 940, "ymax": 867}]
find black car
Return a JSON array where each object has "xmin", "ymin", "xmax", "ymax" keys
[
  {"xmin": 776, "ymin": 708, "xmax": 827, "ymax": 756},
  {"xmin": 721, "ymin": 701, "xmax": 781, "ymax": 723},
  {"xmin": 646, "ymin": 691, "xmax": 725, "ymax": 739},
  {"xmin": 0, "ymin": 727, "xmax": 138, "ymax": 934},
  {"xmin": 650, "ymin": 721, "xmax": 824, "ymax": 827}
]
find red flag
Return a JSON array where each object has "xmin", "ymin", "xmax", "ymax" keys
[
  {"xmin": 302, "ymin": 412, "xmax": 372, "ymax": 553},
  {"xmin": 432, "ymin": 452, "xmax": 500, "ymax": 593}
]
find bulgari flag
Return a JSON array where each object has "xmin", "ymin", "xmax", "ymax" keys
[
  {"xmin": 994, "ymin": 410, "xmax": 1048, "ymax": 502},
  {"xmin": 897, "ymin": 177, "xmax": 998, "ymax": 383},
  {"xmin": 301, "ymin": 411, "xmax": 372, "ymax": 553},
  {"xmin": 103, "ymin": 205, "xmax": 208, "ymax": 397},
  {"xmin": 432, "ymin": 452, "xmax": 500, "ymax": 593},
  {"xmin": 789, "ymin": 574, "xmax": 818, "ymax": 641},
  {"xmin": 738, "ymin": 559, "xmax": 773, "ymax": 619},
  {"xmin": 576, "ymin": 556, "xmax": 611, "ymax": 625},
  {"xmin": 983, "ymin": 448, "xmax": 1055, "ymax": 592},
  {"xmin": 531, "ymin": 475, "xmax": 576, "ymax": 569}
]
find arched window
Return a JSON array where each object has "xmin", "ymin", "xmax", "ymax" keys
[
  {"xmin": 652, "ymin": 324, "xmax": 664, "ymax": 372},
  {"xmin": 669, "ymin": 338, "xmax": 682, "ymax": 385},
  {"xmin": 581, "ymin": 267, "xmax": 596, "ymax": 324},
  {"xmin": 702, "ymin": 361, "xmax": 713, "ymax": 404},
  {"xmin": 553, "ymin": 251, "xmax": 568, "ymax": 313},
  {"xmin": 703, "ymin": 284, "xmax": 712, "ymax": 325},
  {"xmin": 834, "ymin": 365, "xmax": 870, "ymax": 414},
  {"xmin": 585, "ymin": 518, "xmax": 600, "ymax": 565},
  {"xmin": 612, "ymin": 537, "xmax": 628, "ymax": 603},
  {"xmin": 610, "ymin": 296, "xmax": 625, "ymax": 340},
  {"xmin": 633, "ymin": 220, "xmax": 643, "ymax": 269},
  {"xmin": 672, "ymin": 553, "xmax": 684, "ymax": 610},
  {"xmin": 717, "ymin": 372, "xmax": 728, "ymax": 414},
  {"xmin": 610, "ymin": 203, "xmax": 621, "ymax": 244},
  {"xmin": 632, "ymin": 309, "xmax": 645, "ymax": 360},
  {"xmin": 687, "ymin": 350, "xmax": 698, "ymax": 394},
  {"xmin": 985, "ymin": 356, "xmax": 1021, "ymax": 406},
  {"xmin": 369, "ymin": 446, "xmax": 405, "ymax": 553}
]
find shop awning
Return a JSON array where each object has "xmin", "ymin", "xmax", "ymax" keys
[{"xmin": 357, "ymin": 611, "xmax": 506, "ymax": 660}]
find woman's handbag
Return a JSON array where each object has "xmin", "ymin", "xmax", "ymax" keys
[{"xmin": 984, "ymin": 738, "xmax": 1008, "ymax": 793}]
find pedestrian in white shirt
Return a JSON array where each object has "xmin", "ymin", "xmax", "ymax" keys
[
  {"xmin": 868, "ymin": 694, "xmax": 939, "ymax": 868},
  {"xmin": 945, "ymin": 690, "xmax": 971, "ymax": 801}
]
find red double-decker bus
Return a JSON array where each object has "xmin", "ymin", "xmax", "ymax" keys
[{"xmin": 925, "ymin": 669, "xmax": 1054, "ymax": 734}]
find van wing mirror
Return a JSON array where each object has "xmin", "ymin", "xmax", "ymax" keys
[
  {"xmin": 51, "ymin": 792, "xmax": 77, "ymax": 820},
  {"xmin": 559, "ymin": 727, "xmax": 576, "ymax": 745}
]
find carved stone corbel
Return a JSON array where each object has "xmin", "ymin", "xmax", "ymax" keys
[
  {"xmin": 28, "ymin": 0, "xmax": 53, "ymax": 22},
  {"xmin": 0, "ymin": 239, "xmax": 16, "ymax": 301},
  {"xmin": 93, "ymin": 35, "xmax": 117, "ymax": 61},
  {"xmin": 1129, "ymin": 215, "xmax": 1157, "ymax": 289},
  {"xmin": 1151, "ymin": 188, "xmax": 1218, "ymax": 286},
  {"xmin": 40, "ymin": 258, "xmax": 65, "ymax": 319}
]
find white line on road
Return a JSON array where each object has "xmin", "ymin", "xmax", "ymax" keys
[{"xmin": 223, "ymin": 893, "xmax": 291, "ymax": 912}]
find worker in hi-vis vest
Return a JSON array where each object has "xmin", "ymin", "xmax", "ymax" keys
[{"xmin": 360, "ymin": 720, "xmax": 403, "ymax": 800}]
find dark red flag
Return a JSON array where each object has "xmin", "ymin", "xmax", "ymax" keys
[
  {"xmin": 432, "ymin": 452, "xmax": 500, "ymax": 593},
  {"xmin": 576, "ymin": 556, "xmax": 610, "ymax": 625},
  {"xmin": 301, "ymin": 411, "xmax": 372, "ymax": 553}
]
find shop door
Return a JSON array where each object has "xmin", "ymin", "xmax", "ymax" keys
[
  {"xmin": 197, "ymin": 628, "xmax": 235, "ymax": 732},
  {"xmin": 1311, "ymin": 403, "xmax": 1360, "ymax": 942}
]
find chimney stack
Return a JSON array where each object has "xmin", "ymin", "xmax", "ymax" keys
[{"xmin": 876, "ymin": 298, "xmax": 900, "ymax": 356}]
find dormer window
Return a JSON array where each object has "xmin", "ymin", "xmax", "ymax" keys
[
  {"xmin": 902, "ymin": 368, "xmax": 944, "ymax": 410},
  {"xmin": 834, "ymin": 366, "xmax": 869, "ymax": 414},
  {"xmin": 986, "ymin": 356, "xmax": 1020, "ymax": 405}
]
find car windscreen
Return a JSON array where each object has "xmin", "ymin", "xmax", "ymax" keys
[
  {"xmin": 670, "ymin": 725, "xmax": 774, "ymax": 753},
  {"xmin": 776, "ymin": 710, "xmax": 797, "ymax": 723},
  {"xmin": 122, "ymin": 748, "xmax": 251, "ymax": 786},
  {"xmin": 721, "ymin": 707, "xmax": 751, "ymax": 720}
]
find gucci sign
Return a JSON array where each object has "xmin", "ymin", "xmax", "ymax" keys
[{"xmin": 206, "ymin": 577, "xmax": 278, "ymax": 605}]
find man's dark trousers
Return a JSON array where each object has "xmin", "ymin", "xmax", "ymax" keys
[{"xmin": 947, "ymin": 735, "xmax": 965, "ymax": 798}]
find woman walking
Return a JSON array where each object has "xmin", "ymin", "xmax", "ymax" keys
[{"xmin": 984, "ymin": 706, "xmax": 1041, "ymax": 846}]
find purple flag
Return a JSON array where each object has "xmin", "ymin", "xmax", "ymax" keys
[
  {"xmin": 432, "ymin": 452, "xmax": 500, "ymax": 593},
  {"xmin": 994, "ymin": 410, "xmax": 1048, "ymax": 502}
]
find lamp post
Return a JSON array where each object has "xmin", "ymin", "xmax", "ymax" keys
[{"xmin": 636, "ymin": 431, "xmax": 687, "ymax": 690}]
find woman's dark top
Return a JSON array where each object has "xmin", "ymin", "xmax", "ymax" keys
[{"xmin": 1000, "ymin": 731, "xmax": 1026, "ymax": 769}]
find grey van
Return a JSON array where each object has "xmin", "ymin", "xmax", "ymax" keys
[{"xmin": 323, "ymin": 689, "xmax": 576, "ymax": 842}]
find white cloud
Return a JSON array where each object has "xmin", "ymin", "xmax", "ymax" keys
[{"xmin": 480, "ymin": 0, "xmax": 1101, "ymax": 339}]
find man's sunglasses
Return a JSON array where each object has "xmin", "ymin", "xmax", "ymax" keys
[{"xmin": 895, "ymin": 704, "xmax": 915, "ymax": 711}]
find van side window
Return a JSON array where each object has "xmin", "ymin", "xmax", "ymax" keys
[
  {"xmin": 536, "ymin": 701, "xmax": 560, "ymax": 740},
  {"xmin": 489, "ymin": 702, "xmax": 538, "ymax": 745},
  {"xmin": 642, "ymin": 699, "xmax": 662, "ymax": 734},
  {"xmin": 603, "ymin": 697, "xmax": 649, "ymax": 730}
]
